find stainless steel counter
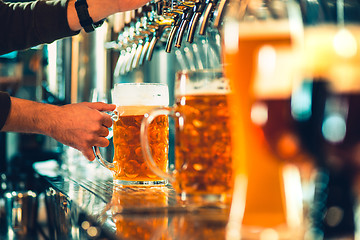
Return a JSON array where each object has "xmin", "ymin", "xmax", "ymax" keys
[{"xmin": 33, "ymin": 161, "xmax": 230, "ymax": 240}]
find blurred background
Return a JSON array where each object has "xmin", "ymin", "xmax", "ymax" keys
[{"xmin": 2, "ymin": 0, "xmax": 360, "ymax": 239}]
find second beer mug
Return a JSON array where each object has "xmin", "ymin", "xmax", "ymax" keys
[
  {"xmin": 93, "ymin": 83, "xmax": 169, "ymax": 186},
  {"xmin": 141, "ymin": 69, "xmax": 233, "ymax": 207}
]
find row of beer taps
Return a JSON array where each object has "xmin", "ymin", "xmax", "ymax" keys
[{"xmin": 108, "ymin": 0, "xmax": 228, "ymax": 76}]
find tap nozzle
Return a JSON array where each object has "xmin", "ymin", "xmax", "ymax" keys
[
  {"xmin": 174, "ymin": 7, "xmax": 195, "ymax": 48},
  {"xmin": 146, "ymin": 20, "xmax": 172, "ymax": 61},
  {"xmin": 187, "ymin": 1, "xmax": 206, "ymax": 43},
  {"xmin": 165, "ymin": 14, "xmax": 182, "ymax": 53},
  {"xmin": 213, "ymin": 0, "xmax": 228, "ymax": 28},
  {"xmin": 139, "ymin": 36, "xmax": 151, "ymax": 65},
  {"xmin": 199, "ymin": 0, "xmax": 218, "ymax": 35}
]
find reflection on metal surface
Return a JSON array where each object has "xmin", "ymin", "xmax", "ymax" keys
[
  {"xmin": 4, "ymin": 190, "xmax": 38, "ymax": 239},
  {"xmin": 108, "ymin": 186, "xmax": 230, "ymax": 240},
  {"xmin": 34, "ymin": 162, "xmax": 231, "ymax": 239}
]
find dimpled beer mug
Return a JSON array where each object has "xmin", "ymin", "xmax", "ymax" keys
[
  {"xmin": 141, "ymin": 69, "xmax": 233, "ymax": 207},
  {"xmin": 93, "ymin": 83, "xmax": 169, "ymax": 186}
]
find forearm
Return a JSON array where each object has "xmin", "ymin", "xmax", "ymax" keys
[
  {"xmin": 66, "ymin": 0, "xmax": 150, "ymax": 31},
  {"xmin": 0, "ymin": 0, "xmax": 151, "ymax": 54},
  {"xmin": 0, "ymin": 0, "xmax": 79, "ymax": 55},
  {"xmin": 1, "ymin": 97, "xmax": 59, "ymax": 137}
]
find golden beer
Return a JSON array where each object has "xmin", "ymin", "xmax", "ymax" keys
[
  {"xmin": 113, "ymin": 106, "xmax": 168, "ymax": 182},
  {"xmin": 141, "ymin": 70, "xmax": 233, "ymax": 206},
  {"xmin": 94, "ymin": 83, "xmax": 169, "ymax": 186},
  {"xmin": 173, "ymin": 93, "xmax": 233, "ymax": 196},
  {"xmin": 224, "ymin": 21, "xmax": 295, "ymax": 227}
]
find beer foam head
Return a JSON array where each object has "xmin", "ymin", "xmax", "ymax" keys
[
  {"xmin": 238, "ymin": 20, "xmax": 291, "ymax": 38},
  {"xmin": 175, "ymin": 69, "xmax": 231, "ymax": 96},
  {"xmin": 112, "ymin": 83, "xmax": 169, "ymax": 106}
]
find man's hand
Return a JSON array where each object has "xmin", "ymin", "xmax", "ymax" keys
[
  {"xmin": 49, "ymin": 102, "xmax": 116, "ymax": 160},
  {"xmin": 2, "ymin": 97, "xmax": 116, "ymax": 161}
]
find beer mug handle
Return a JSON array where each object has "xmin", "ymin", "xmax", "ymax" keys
[
  {"xmin": 92, "ymin": 111, "xmax": 119, "ymax": 170},
  {"xmin": 141, "ymin": 108, "xmax": 176, "ymax": 183},
  {"xmin": 93, "ymin": 146, "xmax": 115, "ymax": 169}
]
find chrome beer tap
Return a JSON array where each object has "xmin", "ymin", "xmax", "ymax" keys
[
  {"xmin": 187, "ymin": 0, "xmax": 207, "ymax": 43},
  {"xmin": 212, "ymin": 0, "xmax": 228, "ymax": 28},
  {"xmin": 163, "ymin": 4, "xmax": 187, "ymax": 53},
  {"xmin": 174, "ymin": 4, "xmax": 196, "ymax": 48},
  {"xmin": 146, "ymin": 17, "xmax": 174, "ymax": 61},
  {"xmin": 165, "ymin": 13, "xmax": 182, "ymax": 53},
  {"xmin": 135, "ymin": 3, "xmax": 157, "ymax": 66},
  {"xmin": 199, "ymin": 0, "xmax": 219, "ymax": 35},
  {"xmin": 131, "ymin": 10, "xmax": 153, "ymax": 69},
  {"xmin": 113, "ymin": 11, "xmax": 133, "ymax": 77}
]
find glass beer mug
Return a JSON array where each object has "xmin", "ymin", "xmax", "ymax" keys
[
  {"xmin": 93, "ymin": 83, "xmax": 170, "ymax": 186},
  {"xmin": 141, "ymin": 69, "xmax": 233, "ymax": 207},
  {"xmin": 222, "ymin": 0, "xmax": 305, "ymax": 239}
]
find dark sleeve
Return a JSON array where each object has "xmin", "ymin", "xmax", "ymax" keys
[
  {"xmin": 0, "ymin": 0, "xmax": 80, "ymax": 55},
  {"xmin": 0, "ymin": 91, "xmax": 11, "ymax": 131}
]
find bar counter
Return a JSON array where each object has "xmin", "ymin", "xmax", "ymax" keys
[{"xmin": 33, "ymin": 160, "xmax": 231, "ymax": 240}]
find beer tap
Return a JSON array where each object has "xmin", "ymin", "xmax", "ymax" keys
[
  {"xmin": 114, "ymin": 48, "xmax": 126, "ymax": 77},
  {"xmin": 146, "ymin": 18, "xmax": 173, "ymax": 61},
  {"xmin": 199, "ymin": 0, "xmax": 218, "ymax": 35},
  {"xmin": 174, "ymin": 5, "xmax": 195, "ymax": 48},
  {"xmin": 122, "ymin": 10, "xmax": 145, "ymax": 73},
  {"xmin": 139, "ymin": 19, "xmax": 159, "ymax": 64},
  {"xmin": 212, "ymin": 0, "xmax": 228, "ymax": 28},
  {"xmin": 187, "ymin": 0, "xmax": 207, "ymax": 43},
  {"xmin": 163, "ymin": 4, "xmax": 187, "ymax": 53},
  {"xmin": 133, "ymin": 29, "xmax": 151, "ymax": 67},
  {"xmin": 139, "ymin": 33, "xmax": 153, "ymax": 65},
  {"xmin": 135, "ymin": 3, "xmax": 156, "ymax": 66},
  {"xmin": 125, "ymin": 45, "xmax": 136, "ymax": 73},
  {"xmin": 117, "ymin": 32, "xmax": 134, "ymax": 74},
  {"xmin": 131, "ymin": 10, "xmax": 153, "ymax": 69},
  {"xmin": 165, "ymin": 13, "xmax": 182, "ymax": 53},
  {"xmin": 113, "ymin": 11, "xmax": 133, "ymax": 77}
]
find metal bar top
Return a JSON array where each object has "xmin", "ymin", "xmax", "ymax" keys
[{"xmin": 33, "ymin": 160, "xmax": 230, "ymax": 240}]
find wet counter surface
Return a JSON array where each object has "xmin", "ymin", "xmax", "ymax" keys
[{"xmin": 33, "ymin": 161, "xmax": 230, "ymax": 240}]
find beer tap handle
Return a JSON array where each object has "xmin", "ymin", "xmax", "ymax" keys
[
  {"xmin": 165, "ymin": 17, "xmax": 181, "ymax": 53},
  {"xmin": 114, "ymin": 51, "xmax": 125, "ymax": 78},
  {"xmin": 132, "ymin": 41, "xmax": 144, "ymax": 69},
  {"xmin": 174, "ymin": 8, "xmax": 194, "ymax": 48},
  {"xmin": 120, "ymin": 49, "xmax": 129, "ymax": 75},
  {"xmin": 213, "ymin": 0, "xmax": 227, "ymax": 28},
  {"xmin": 199, "ymin": 0, "xmax": 218, "ymax": 35},
  {"xmin": 146, "ymin": 32, "xmax": 160, "ymax": 61},
  {"xmin": 146, "ymin": 20, "xmax": 172, "ymax": 60},
  {"xmin": 125, "ymin": 44, "xmax": 137, "ymax": 72},
  {"xmin": 139, "ymin": 38, "xmax": 151, "ymax": 65},
  {"xmin": 187, "ymin": 1, "xmax": 206, "ymax": 43}
]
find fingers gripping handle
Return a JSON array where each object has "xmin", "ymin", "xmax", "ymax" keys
[
  {"xmin": 141, "ymin": 108, "xmax": 175, "ymax": 183},
  {"xmin": 92, "ymin": 110, "xmax": 119, "ymax": 170}
]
